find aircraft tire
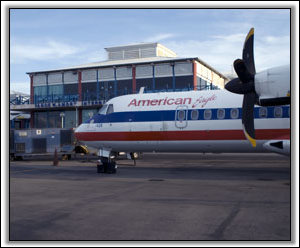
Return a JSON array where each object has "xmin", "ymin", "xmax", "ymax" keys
[
  {"xmin": 97, "ymin": 164, "xmax": 104, "ymax": 173},
  {"xmin": 107, "ymin": 161, "xmax": 117, "ymax": 174}
]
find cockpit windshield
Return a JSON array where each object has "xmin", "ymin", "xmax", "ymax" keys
[
  {"xmin": 98, "ymin": 104, "xmax": 114, "ymax": 115},
  {"xmin": 106, "ymin": 104, "xmax": 114, "ymax": 115},
  {"xmin": 98, "ymin": 104, "xmax": 108, "ymax": 115}
]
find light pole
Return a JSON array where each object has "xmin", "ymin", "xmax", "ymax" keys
[{"xmin": 60, "ymin": 112, "xmax": 65, "ymax": 128}]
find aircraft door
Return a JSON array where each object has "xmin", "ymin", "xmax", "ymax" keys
[{"xmin": 175, "ymin": 105, "xmax": 188, "ymax": 129}]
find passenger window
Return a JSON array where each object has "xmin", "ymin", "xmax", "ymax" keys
[
  {"xmin": 99, "ymin": 104, "xmax": 108, "ymax": 115},
  {"xmin": 274, "ymin": 107, "xmax": 282, "ymax": 118},
  {"xmin": 191, "ymin": 109, "xmax": 199, "ymax": 120},
  {"xmin": 217, "ymin": 109, "xmax": 225, "ymax": 119},
  {"xmin": 204, "ymin": 109, "xmax": 212, "ymax": 120},
  {"xmin": 177, "ymin": 110, "xmax": 185, "ymax": 121},
  {"xmin": 106, "ymin": 104, "xmax": 114, "ymax": 115},
  {"xmin": 230, "ymin": 108, "xmax": 239, "ymax": 119},
  {"xmin": 259, "ymin": 107, "xmax": 268, "ymax": 118}
]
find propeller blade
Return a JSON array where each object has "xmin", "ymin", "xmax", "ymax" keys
[
  {"xmin": 233, "ymin": 59, "xmax": 254, "ymax": 84},
  {"xmin": 225, "ymin": 77, "xmax": 255, "ymax": 94},
  {"xmin": 225, "ymin": 78, "xmax": 243, "ymax": 94},
  {"xmin": 225, "ymin": 28, "xmax": 258, "ymax": 148},
  {"xmin": 242, "ymin": 92, "xmax": 257, "ymax": 147},
  {"xmin": 242, "ymin": 27, "xmax": 256, "ymax": 75}
]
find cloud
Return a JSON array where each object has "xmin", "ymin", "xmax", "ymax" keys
[
  {"xmin": 164, "ymin": 32, "xmax": 290, "ymax": 74},
  {"xmin": 10, "ymin": 82, "xmax": 30, "ymax": 94},
  {"xmin": 144, "ymin": 33, "xmax": 176, "ymax": 42},
  {"xmin": 11, "ymin": 40, "xmax": 82, "ymax": 64}
]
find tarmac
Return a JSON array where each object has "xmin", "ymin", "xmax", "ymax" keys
[{"xmin": 9, "ymin": 152, "xmax": 291, "ymax": 242}]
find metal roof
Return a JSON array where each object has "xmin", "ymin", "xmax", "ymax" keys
[
  {"xmin": 104, "ymin": 42, "xmax": 159, "ymax": 51},
  {"xmin": 26, "ymin": 56, "xmax": 228, "ymax": 80}
]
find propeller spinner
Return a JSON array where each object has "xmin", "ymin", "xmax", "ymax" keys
[{"xmin": 225, "ymin": 28, "xmax": 257, "ymax": 147}]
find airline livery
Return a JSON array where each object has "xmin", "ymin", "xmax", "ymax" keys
[
  {"xmin": 75, "ymin": 90, "xmax": 290, "ymax": 153},
  {"xmin": 74, "ymin": 28, "xmax": 290, "ymax": 173}
]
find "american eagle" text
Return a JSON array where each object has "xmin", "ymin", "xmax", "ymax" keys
[{"xmin": 128, "ymin": 97, "xmax": 192, "ymax": 107}]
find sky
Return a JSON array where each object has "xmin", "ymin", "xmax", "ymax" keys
[{"xmin": 9, "ymin": 8, "xmax": 291, "ymax": 94}]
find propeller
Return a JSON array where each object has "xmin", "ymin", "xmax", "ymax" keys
[{"xmin": 225, "ymin": 28, "xmax": 257, "ymax": 147}]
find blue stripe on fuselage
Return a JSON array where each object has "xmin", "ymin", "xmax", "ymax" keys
[{"xmin": 86, "ymin": 106, "xmax": 290, "ymax": 124}]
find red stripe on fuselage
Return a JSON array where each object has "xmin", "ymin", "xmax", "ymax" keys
[{"xmin": 75, "ymin": 129, "xmax": 290, "ymax": 142}]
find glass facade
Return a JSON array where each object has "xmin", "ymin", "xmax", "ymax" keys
[
  {"xmin": 33, "ymin": 64, "xmax": 219, "ymax": 105},
  {"xmin": 64, "ymin": 110, "xmax": 76, "ymax": 128},
  {"xmin": 33, "ymin": 75, "xmax": 215, "ymax": 104},
  {"xmin": 34, "ymin": 111, "xmax": 47, "ymax": 128},
  {"xmin": 63, "ymin": 83, "xmax": 78, "ymax": 102},
  {"xmin": 173, "ymin": 75, "xmax": 193, "ymax": 91},
  {"xmin": 196, "ymin": 76, "xmax": 219, "ymax": 90},
  {"xmin": 31, "ymin": 62, "xmax": 221, "ymax": 128},
  {"xmin": 136, "ymin": 78, "xmax": 153, "ymax": 92},
  {"xmin": 48, "ymin": 111, "xmax": 62, "ymax": 128},
  {"xmin": 116, "ymin": 79, "xmax": 132, "ymax": 96},
  {"xmin": 155, "ymin": 77, "xmax": 174, "ymax": 91},
  {"xmin": 34, "ymin": 110, "xmax": 77, "ymax": 128},
  {"xmin": 82, "ymin": 82, "xmax": 98, "ymax": 101},
  {"xmin": 34, "ymin": 86, "xmax": 47, "ymax": 103},
  {"xmin": 99, "ymin": 81, "xmax": 115, "ymax": 101},
  {"xmin": 64, "ymin": 83, "xmax": 78, "ymax": 95},
  {"xmin": 48, "ymin": 85, "xmax": 63, "ymax": 102}
]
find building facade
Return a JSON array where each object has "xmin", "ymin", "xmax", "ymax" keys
[{"xmin": 11, "ymin": 43, "xmax": 227, "ymax": 129}]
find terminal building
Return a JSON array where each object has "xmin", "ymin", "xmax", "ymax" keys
[{"xmin": 11, "ymin": 42, "xmax": 228, "ymax": 129}]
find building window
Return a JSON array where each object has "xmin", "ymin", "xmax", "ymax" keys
[
  {"xmin": 217, "ymin": 109, "xmax": 225, "ymax": 119},
  {"xmin": 34, "ymin": 86, "xmax": 47, "ymax": 96},
  {"xmin": 48, "ymin": 111, "xmax": 62, "ymax": 128},
  {"xmin": 34, "ymin": 111, "xmax": 47, "ymax": 128},
  {"xmin": 64, "ymin": 83, "xmax": 78, "ymax": 95},
  {"xmin": 204, "ymin": 109, "xmax": 212, "ymax": 120},
  {"xmin": 34, "ymin": 86, "xmax": 47, "ymax": 103},
  {"xmin": 155, "ymin": 77, "xmax": 173, "ymax": 91},
  {"xmin": 136, "ymin": 78, "xmax": 152, "ymax": 93},
  {"xmin": 197, "ymin": 77, "xmax": 209, "ymax": 90},
  {"xmin": 82, "ymin": 109, "xmax": 98, "ymax": 123},
  {"xmin": 175, "ymin": 75, "xmax": 193, "ymax": 90},
  {"xmin": 82, "ymin": 82, "xmax": 98, "ymax": 101},
  {"xmin": 99, "ymin": 81, "xmax": 115, "ymax": 101},
  {"xmin": 274, "ymin": 107, "xmax": 283, "ymax": 118},
  {"xmin": 191, "ymin": 109, "xmax": 199, "ymax": 120},
  {"xmin": 230, "ymin": 108, "xmax": 239, "ymax": 119},
  {"xmin": 117, "ymin": 79, "xmax": 133, "ymax": 95},
  {"xmin": 48, "ymin": 84, "xmax": 63, "ymax": 101},
  {"xmin": 259, "ymin": 107, "xmax": 268, "ymax": 118},
  {"xmin": 64, "ymin": 111, "xmax": 76, "ymax": 128}
]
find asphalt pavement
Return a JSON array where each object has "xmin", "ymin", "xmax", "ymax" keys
[{"xmin": 9, "ymin": 153, "xmax": 291, "ymax": 242}]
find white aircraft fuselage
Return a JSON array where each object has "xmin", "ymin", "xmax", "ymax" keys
[{"xmin": 74, "ymin": 90, "xmax": 290, "ymax": 155}]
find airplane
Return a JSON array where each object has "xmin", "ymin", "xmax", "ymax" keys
[{"xmin": 74, "ymin": 28, "xmax": 290, "ymax": 173}]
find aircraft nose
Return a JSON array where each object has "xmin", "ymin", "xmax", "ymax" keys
[
  {"xmin": 74, "ymin": 124, "xmax": 84, "ymax": 140},
  {"xmin": 74, "ymin": 125, "xmax": 81, "ymax": 133}
]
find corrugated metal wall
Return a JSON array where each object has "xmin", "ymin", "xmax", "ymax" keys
[{"xmin": 13, "ymin": 129, "xmax": 74, "ymax": 155}]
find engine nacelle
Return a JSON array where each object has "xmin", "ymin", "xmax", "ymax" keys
[
  {"xmin": 255, "ymin": 65, "xmax": 290, "ymax": 106},
  {"xmin": 263, "ymin": 140, "xmax": 290, "ymax": 156}
]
